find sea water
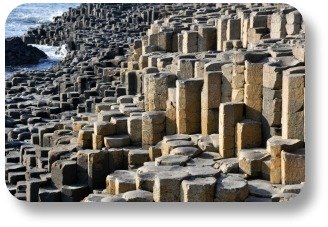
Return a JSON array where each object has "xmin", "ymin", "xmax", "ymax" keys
[{"xmin": 5, "ymin": 3, "xmax": 79, "ymax": 79}]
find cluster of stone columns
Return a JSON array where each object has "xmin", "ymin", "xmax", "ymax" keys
[{"xmin": 5, "ymin": 3, "xmax": 306, "ymax": 202}]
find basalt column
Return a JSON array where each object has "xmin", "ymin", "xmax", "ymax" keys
[{"xmin": 176, "ymin": 79, "xmax": 203, "ymax": 134}]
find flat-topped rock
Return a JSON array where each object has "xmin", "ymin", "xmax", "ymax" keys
[
  {"xmin": 185, "ymin": 166, "xmax": 220, "ymax": 178},
  {"xmin": 181, "ymin": 177, "xmax": 216, "ymax": 202},
  {"xmin": 136, "ymin": 172, "xmax": 157, "ymax": 192},
  {"xmin": 4, "ymin": 3, "xmax": 305, "ymax": 203},
  {"xmin": 104, "ymin": 135, "xmax": 130, "ymax": 148},
  {"xmin": 267, "ymin": 136, "xmax": 304, "ymax": 158},
  {"xmin": 214, "ymin": 158, "xmax": 239, "ymax": 173},
  {"xmin": 214, "ymin": 175, "xmax": 249, "ymax": 202},
  {"xmin": 39, "ymin": 187, "xmax": 61, "ymax": 202},
  {"xmin": 122, "ymin": 189, "xmax": 153, "ymax": 202},
  {"xmin": 101, "ymin": 195, "xmax": 127, "ymax": 202},
  {"xmin": 248, "ymin": 179, "xmax": 280, "ymax": 198},
  {"xmin": 162, "ymin": 134, "xmax": 191, "ymax": 143},
  {"xmin": 155, "ymin": 155, "xmax": 190, "ymax": 166},
  {"xmin": 61, "ymin": 184, "xmax": 89, "ymax": 202},
  {"xmin": 128, "ymin": 149, "xmax": 149, "ymax": 166},
  {"xmin": 170, "ymin": 147, "xmax": 202, "ymax": 157},
  {"xmin": 153, "ymin": 170, "xmax": 189, "ymax": 202},
  {"xmin": 271, "ymin": 192, "xmax": 298, "ymax": 202},
  {"xmin": 106, "ymin": 170, "xmax": 136, "ymax": 195},
  {"xmin": 137, "ymin": 165, "xmax": 183, "ymax": 174},
  {"xmin": 238, "ymin": 148, "xmax": 270, "ymax": 178},
  {"xmin": 280, "ymin": 183, "xmax": 304, "ymax": 194}
]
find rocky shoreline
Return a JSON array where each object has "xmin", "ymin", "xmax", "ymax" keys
[
  {"xmin": 5, "ymin": 3, "xmax": 305, "ymax": 202},
  {"xmin": 5, "ymin": 37, "xmax": 47, "ymax": 66}
]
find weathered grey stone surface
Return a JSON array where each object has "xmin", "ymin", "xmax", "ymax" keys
[
  {"xmin": 238, "ymin": 148, "xmax": 269, "ymax": 178},
  {"xmin": 38, "ymin": 187, "xmax": 61, "ymax": 202},
  {"xmin": 214, "ymin": 175, "xmax": 249, "ymax": 202},
  {"xmin": 106, "ymin": 170, "xmax": 136, "ymax": 195},
  {"xmin": 100, "ymin": 195, "xmax": 127, "ymax": 202},
  {"xmin": 136, "ymin": 172, "xmax": 156, "ymax": 192},
  {"xmin": 170, "ymin": 147, "xmax": 202, "ymax": 157},
  {"xmin": 153, "ymin": 170, "xmax": 189, "ymax": 202},
  {"xmin": 186, "ymin": 166, "xmax": 220, "ymax": 178},
  {"xmin": 214, "ymin": 158, "xmax": 239, "ymax": 174},
  {"xmin": 155, "ymin": 155, "xmax": 190, "ymax": 166},
  {"xmin": 61, "ymin": 184, "xmax": 89, "ymax": 202},
  {"xmin": 51, "ymin": 160, "xmax": 77, "ymax": 189},
  {"xmin": 104, "ymin": 135, "xmax": 130, "ymax": 148},
  {"xmin": 248, "ymin": 179, "xmax": 280, "ymax": 198},
  {"xmin": 122, "ymin": 190, "xmax": 153, "ymax": 202},
  {"xmin": 181, "ymin": 177, "xmax": 216, "ymax": 202},
  {"xmin": 5, "ymin": 3, "xmax": 305, "ymax": 203}
]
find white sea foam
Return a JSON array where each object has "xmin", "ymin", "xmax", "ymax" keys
[
  {"xmin": 32, "ymin": 44, "xmax": 65, "ymax": 61},
  {"xmin": 5, "ymin": 44, "xmax": 65, "ymax": 79},
  {"xmin": 5, "ymin": 3, "xmax": 79, "ymax": 79},
  {"xmin": 48, "ymin": 10, "xmax": 66, "ymax": 21}
]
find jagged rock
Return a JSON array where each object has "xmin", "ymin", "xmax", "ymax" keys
[
  {"xmin": 5, "ymin": 37, "xmax": 47, "ymax": 66},
  {"xmin": 213, "ymin": 158, "xmax": 239, "ymax": 173}
]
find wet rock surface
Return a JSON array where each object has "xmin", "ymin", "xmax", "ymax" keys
[
  {"xmin": 5, "ymin": 37, "xmax": 47, "ymax": 66},
  {"xmin": 5, "ymin": 3, "xmax": 305, "ymax": 202}
]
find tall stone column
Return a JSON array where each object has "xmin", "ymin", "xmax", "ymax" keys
[
  {"xmin": 145, "ymin": 72, "xmax": 176, "ymax": 111},
  {"xmin": 182, "ymin": 31, "xmax": 198, "ymax": 53},
  {"xmin": 226, "ymin": 18, "xmax": 241, "ymax": 40},
  {"xmin": 244, "ymin": 61, "xmax": 263, "ymax": 121},
  {"xmin": 142, "ymin": 111, "xmax": 166, "ymax": 147},
  {"xmin": 270, "ymin": 12, "xmax": 287, "ymax": 39},
  {"xmin": 217, "ymin": 18, "xmax": 228, "ymax": 51},
  {"xmin": 201, "ymin": 71, "xmax": 221, "ymax": 135},
  {"xmin": 218, "ymin": 102, "xmax": 244, "ymax": 158},
  {"xmin": 262, "ymin": 62, "xmax": 283, "ymax": 142},
  {"xmin": 198, "ymin": 25, "xmax": 217, "ymax": 52},
  {"xmin": 282, "ymin": 72, "xmax": 305, "ymax": 141},
  {"xmin": 176, "ymin": 79, "xmax": 203, "ymax": 134}
]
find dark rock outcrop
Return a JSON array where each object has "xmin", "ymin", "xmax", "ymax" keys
[{"xmin": 5, "ymin": 37, "xmax": 47, "ymax": 66}]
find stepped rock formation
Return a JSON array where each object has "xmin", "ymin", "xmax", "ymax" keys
[{"xmin": 5, "ymin": 3, "xmax": 305, "ymax": 202}]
